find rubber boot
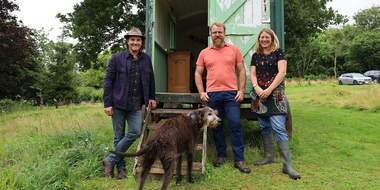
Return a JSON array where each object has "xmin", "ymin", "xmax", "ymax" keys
[
  {"xmin": 254, "ymin": 135, "xmax": 276, "ymax": 165},
  {"xmin": 278, "ymin": 140, "xmax": 301, "ymax": 180}
]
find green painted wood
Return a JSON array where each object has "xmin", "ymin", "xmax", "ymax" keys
[
  {"xmin": 216, "ymin": 0, "xmax": 246, "ymax": 23},
  {"xmin": 146, "ymin": 0, "xmax": 167, "ymax": 92},
  {"xmin": 270, "ymin": 0, "xmax": 285, "ymax": 49},
  {"xmin": 153, "ymin": 45, "xmax": 168, "ymax": 92},
  {"xmin": 155, "ymin": 92, "xmax": 202, "ymax": 103},
  {"xmin": 209, "ymin": 0, "xmax": 271, "ymax": 93}
]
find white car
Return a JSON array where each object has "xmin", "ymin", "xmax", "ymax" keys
[{"xmin": 338, "ymin": 73, "xmax": 372, "ymax": 85}]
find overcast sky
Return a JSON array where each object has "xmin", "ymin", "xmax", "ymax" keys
[
  {"xmin": 326, "ymin": 0, "xmax": 380, "ymax": 25},
  {"xmin": 13, "ymin": 0, "xmax": 380, "ymax": 42}
]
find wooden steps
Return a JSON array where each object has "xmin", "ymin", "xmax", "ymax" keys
[{"xmin": 133, "ymin": 105, "xmax": 209, "ymax": 176}]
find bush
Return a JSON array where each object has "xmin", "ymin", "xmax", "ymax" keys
[
  {"xmin": 304, "ymin": 74, "xmax": 329, "ymax": 81},
  {"xmin": 0, "ymin": 99, "xmax": 35, "ymax": 114},
  {"xmin": 91, "ymin": 88, "xmax": 103, "ymax": 103},
  {"xmin": 76, "ymin": 87, "xmax": 103, "ymax": 103},
  {"xmin": 76, "ymin": 87, "xmax": 96, "ymax": 102}
]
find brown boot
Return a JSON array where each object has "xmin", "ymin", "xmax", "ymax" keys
[
  {"xmin": 117, "ymin": 169, "xmax": 127, "ymax": 180},
  {"xmin": 234, "ymin": 161, "xmax": 251, "ymax": 174},
  {"xmin": 102, "ymin": 158, "xmax": 114, "ymax": 178},
  {"xmin": 213, "ymin": 157, "xmax": 225, "ymax": 167}
]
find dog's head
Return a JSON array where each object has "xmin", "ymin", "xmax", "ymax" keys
[{"xmin": 193, "ymin": 106, "xmax": 221, "ymax": 128}]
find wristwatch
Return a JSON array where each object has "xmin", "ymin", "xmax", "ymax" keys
[{"xmin": 253, "ymin": 84, "xmax": 257, "ymax": 88}]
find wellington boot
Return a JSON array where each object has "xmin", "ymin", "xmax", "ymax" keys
[
  {"xmin": 278, "ymin": 140, "xmax": 301, "ymax": 180},
  {"xmin": 254, "ymin": 135, "xmax": 276, "ymax": 166}
]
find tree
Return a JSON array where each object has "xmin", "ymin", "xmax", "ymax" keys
[
  {"xmin": 0, "ymin": 0, "xmax": 43, "ymax": 101},
  {"xmin": 57, "ymin": 0, "xmax": 146, "ymax": 71},
  {"xmin": 42, "ymin": 41, "xmax": 78, "ymax": 106},
  {"xmin": 81, "ymin": 49, "xmax": 112, "ymax": 88},
  {"xmin": 347, "ymin": 31, "xmax": 380, "ymax": 73},
  {"xmin": 353, "ymin": 5, "xmax": 380, "ymax": 30},
  {"xmin": 284, "ymin": 0, "xmax": 348, "ymax": 78},
  {"xmin": 288, "ymin": 34, "xmax": 333, "ymax": 78},
  {"xmin": 327, "ymin": 28, "xmax": 345, "ymax": 78}
]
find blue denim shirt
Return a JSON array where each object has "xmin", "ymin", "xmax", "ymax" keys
[{"xmin": 103, "ymin": 49, "xmax": 155, "ymax": 109}]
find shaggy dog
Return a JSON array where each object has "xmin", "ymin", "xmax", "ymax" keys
[{"xmin": 110, "ymin": 106, "xmax": 221, "ymax": 190}]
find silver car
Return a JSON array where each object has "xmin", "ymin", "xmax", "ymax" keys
[{"xmin": 338, "ymin": 73, "xmax": 372, "ymax": 85}]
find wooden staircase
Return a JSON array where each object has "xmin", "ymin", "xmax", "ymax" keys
[{"xmin": 132, "ymin": 93, "xmax": 208, "ymax": 176}]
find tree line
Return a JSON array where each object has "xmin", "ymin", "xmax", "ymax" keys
[{"xmin": 1, "ymin": 0, "xmax": 379, "ymax": 106}]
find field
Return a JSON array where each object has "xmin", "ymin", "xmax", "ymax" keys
[{"xmin": 1, "ymin": 83, "xmax": 380, "ymax": 189}]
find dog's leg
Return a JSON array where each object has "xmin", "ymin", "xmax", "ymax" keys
[
  {"xmin": 160, "ymin": 156, "xmax": 175, "ymax": 190},
  {"xmin": 186, "ymin": 151, "xmax": 194, "ymax": 183},
  {"xmin": 175, "ymin": 154, "xmax": 183, "ymax": 184},
  {"xmin": 138, "ymin": 157, "xmax": 155, "ymax": 190}
]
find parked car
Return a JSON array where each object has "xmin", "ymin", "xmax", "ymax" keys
[
  {"xmin": 363, "ymin": 70, "xmax": 380, "ymax": 84},
  {"xmin": 338, "ymin": 73, "xmax": 372, "ymax": 85}
]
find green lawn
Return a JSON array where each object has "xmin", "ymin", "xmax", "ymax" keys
[{"xmin": 1, "ymin": 84, "xmax": 379, "ymax": 189}]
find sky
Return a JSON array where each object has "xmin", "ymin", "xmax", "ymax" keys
[
  {"xmin": 326, "ymin": 0, "xmax": 380, "ymax": 25},
  {"xmin": 14, "ymin": 0, "xmax": 83, "ymax": 43},
  {"xmin": 13, "ymin": 0, "xmax": 380, "ymax": 43}
]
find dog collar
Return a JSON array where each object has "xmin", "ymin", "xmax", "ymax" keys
[{"xmin": 190, "ymin": 114, "xmax": 197, "ymax": 122}]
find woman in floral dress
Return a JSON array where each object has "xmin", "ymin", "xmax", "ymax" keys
[{"xmin": 250, "ymin": 28, "xmax": 300, "ymax": 180}]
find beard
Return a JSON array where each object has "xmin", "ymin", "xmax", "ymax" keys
[{"xmin": 212, "ymin": 37, "xmax": 224, "ymax": 47}]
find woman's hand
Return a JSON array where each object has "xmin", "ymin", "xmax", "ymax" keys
[
  {"xmin": 259, "ymin": 88, "xmax": 273, "ymax": 100},
  {"xmin": 255, "ymin": 86, "xmax": 264, "ymax": 96}
]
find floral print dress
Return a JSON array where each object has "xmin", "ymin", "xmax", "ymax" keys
[{"xmin": 250, "ymin": 48, "xmax": 288, "ymax": 116}]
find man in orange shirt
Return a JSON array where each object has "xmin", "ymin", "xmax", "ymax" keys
[{"xmin": 194, "ymin": 22, "xmax": 250, "ymax": 174}]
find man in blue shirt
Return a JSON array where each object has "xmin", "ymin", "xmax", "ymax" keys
[{"xmin": 102, "ymin": 28, "xmax": 156, "ymax": 179}]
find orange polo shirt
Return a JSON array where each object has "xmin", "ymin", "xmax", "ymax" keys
[{"xmin": 196, "ymin": 42, "xmax": 244, "ymax": 92}]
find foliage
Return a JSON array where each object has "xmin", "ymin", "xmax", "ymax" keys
[
  {"xmin": 81, "ymin": 49, "xmax": 112, "ymax": 88},
  {"xmin": 303, "ymin": 74, "xmax": 329, "ymax": 81},
  {"xmin": 76, "ymin": 87, "xmax": 97, "ymax": 102},
  {"xmin": 327, "ymin": 28, "xmax": 345, "ymax": 78},
  {"xmin": 0, "ymin": 0, "xmax": 43, "ymax": 100},
  {"xmin": 284, "ymin": 0, "xmax": 348, "ymax": 78},
  {"xmin": 353, "ymin": 5, "xmax": 380, "ymax": 30},
  {"xmin": 284, "ymin": 0, "xmax": 348, "ymax": 49},
  {"xmin": 347, "ymin": 30, "xmax": 380, "ymax": 73},
  {"xmin": 41, "ymin": 41, "xmax": 78, "ymax": 106},
  {"xmin": 57, "ymin": 0, "xmax": 146, "ymax": 71},
  {"xmin": 91, "ymin": 88, "xmax": 104, "ymax": 102},
  {"xmin": 0, "ymin": 99, "xmax": 35, "ymax": 114},
  {"xmin": 287, "ymin": 33, "xmax": 334, "ymax": 78},
  {"xmin": 76, "ymin": 87, "xmax": 104, "ymax": 102}
]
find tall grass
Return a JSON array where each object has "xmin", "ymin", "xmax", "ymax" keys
[
  {"xmin": 285, "ymin": 78, "xmax": 338, "ymax": 87},
  {"xmin": 286, "ymin": 82, "xmax": 380, "ymax": 111}
]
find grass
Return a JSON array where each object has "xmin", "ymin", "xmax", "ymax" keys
[{"xmin": 1, "ymin": 84, "xmax": 380, "ymax": 189}]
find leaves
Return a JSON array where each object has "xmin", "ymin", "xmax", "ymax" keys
[
  {"xmin": 353, "ymin": 6, "xmax": 380, "ymax": 30},
  {"xmin": 57, "ymin": 0, "xmax": 146, "ymax": 71},
  {"xmin": 348, "ymin": 31, "xmax": 380, "ymax": 72},
  {"xmin": 0, "ymin": 0, "xmax": 40, "ymax": 100},
  {"xmin": 284, "ymin": 0, "xmax": 348, "ymax": 78}
]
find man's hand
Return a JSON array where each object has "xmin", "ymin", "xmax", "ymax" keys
[
  {"xmin": 104, "ymin": 106, "xmax": 114, "ymax": 116},
  {"xmin": 200, "ymin": 92, "xmax": 210, "ymax": 102},
  {"xmin": 234, "ymin": 90, "xmax": 244, "ymax": 102}
]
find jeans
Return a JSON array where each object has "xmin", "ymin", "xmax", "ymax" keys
[
  {"xmin": 208, "ymin": 91, "xmax": 245, "ymax": 162},
  {"xmin": 107, "ymin": 108, "xmax": 142, "ymax": 171},
  {"xmin": 257, "ymin": 115, "xmax": 288, "ymax": 142}
]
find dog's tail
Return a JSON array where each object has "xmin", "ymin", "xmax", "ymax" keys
[{"xmin": 109, "ymin": 143, "xmax": 154, "ymax": 158}]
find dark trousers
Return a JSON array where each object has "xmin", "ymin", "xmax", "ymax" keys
[{"xmin": 208, "ymin": 90, "xmax": 245, "ymax": 162}]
